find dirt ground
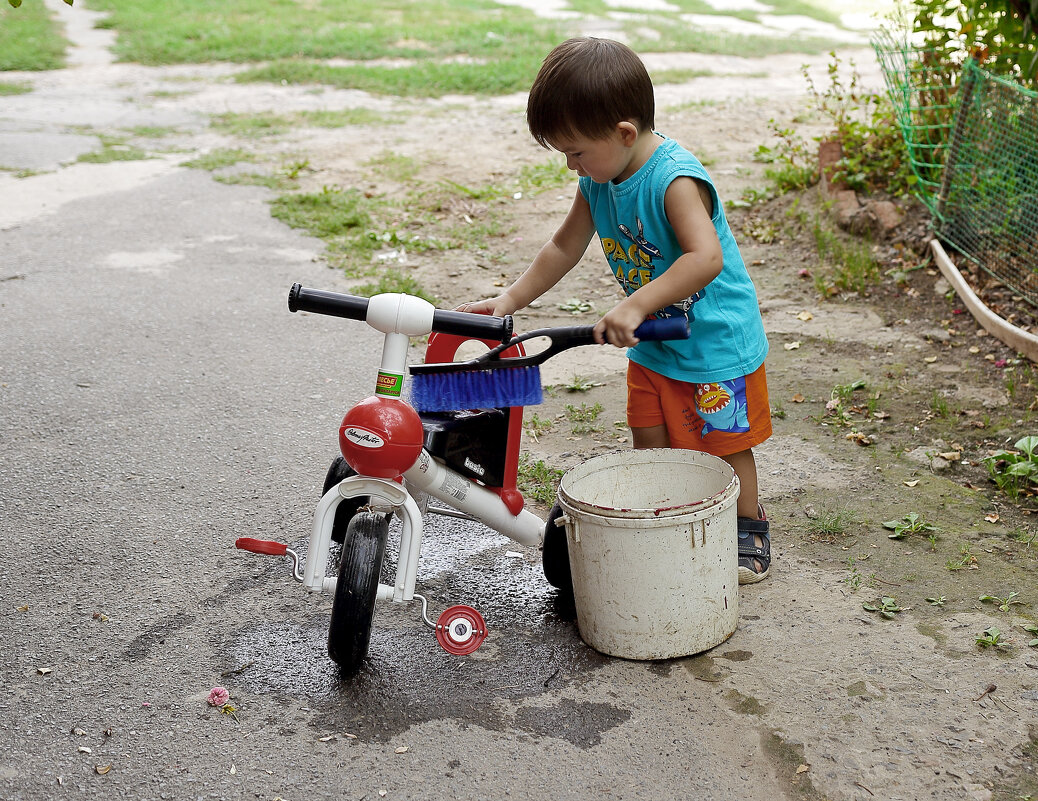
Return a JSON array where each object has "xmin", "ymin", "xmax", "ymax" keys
[{"xmin": 5, "ymin": 2, "xmax": 1038, "ymax": 798}]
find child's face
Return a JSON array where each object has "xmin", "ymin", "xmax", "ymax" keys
[{"xmin": 549, "ymin": 128, "xmax": 633, "ymax": 184}]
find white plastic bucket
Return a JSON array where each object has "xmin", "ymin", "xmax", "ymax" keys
[{"xmin": 557, "ymin": 448, "xmax": 740, "ymax": 660}]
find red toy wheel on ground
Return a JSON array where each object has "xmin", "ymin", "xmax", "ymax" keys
[{"xmin": 435, "ymin": 605, "xmax": 487, "ymax": 655}]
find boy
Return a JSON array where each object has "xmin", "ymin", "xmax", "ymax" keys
[{"xmin": 457, "ymin": 37, "xmax": 772, "ymax": 583}]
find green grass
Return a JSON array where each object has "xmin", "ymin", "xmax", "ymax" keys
[
  {"xmin": 813, "ymin": 217, "xmax": 881, "ymax": 296},
  {"xmin": 0, "ymin": 80, "xmax": 32, "ymax": 95},
  {"xmin": 0, "ymin": 2, "xmax": 67, "ymax": 70},
  {"xmin": 182, "ymin": 148, "xmax": 257, "ymax": 171},
  {"xmin": 75, "ymin": 136, "xmax": 151, "ymax": 164},
  {"xmin": 233, "ymin": 56, "xmax": 548, "ymax": 98},
  {"xmin": 85, "ymin": 0, "xmax": 564, "ymax": 66}
]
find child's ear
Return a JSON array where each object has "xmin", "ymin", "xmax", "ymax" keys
[{"xmin": 616, "ymin": 121, "xmax": 639, "ymax": 147}]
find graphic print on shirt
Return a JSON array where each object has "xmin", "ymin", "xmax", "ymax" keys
[
  {"xmin": 694, "ymin": 377, "xmax": 750, "ymax": 434},
  {"xmin": 601, "ymin": 215, "xmax": 702, "ymax": 321}
]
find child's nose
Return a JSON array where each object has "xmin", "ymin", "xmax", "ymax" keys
[{"xmin": 565, "ymin": 154, "xmax": 579, "ymax": 171}]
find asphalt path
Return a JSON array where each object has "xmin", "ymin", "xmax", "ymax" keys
[
  {"xmin": 0, "ymin": 157, "xmax": 789, "ymax": 801},
  {"xmin": 0, "ymin": 83, "xmax": 788, "ymax": 801}
]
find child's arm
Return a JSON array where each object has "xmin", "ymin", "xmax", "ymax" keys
[
  {"xmin": 595, "ymin": 176, "xmax": 723, "ymax": 346},
  {"xmin": 457, "ymin": 190, "xmax": 596, "ymax": 316}
]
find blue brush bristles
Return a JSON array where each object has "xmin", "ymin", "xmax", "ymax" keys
[{"xmin": 409, "ymin": 366, "xmax": 543, "ymax": 412}]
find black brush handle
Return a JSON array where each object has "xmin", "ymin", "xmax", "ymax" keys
[{"xmin": 411, "ymin": 316, "xmax": 690, "ymax": 374}]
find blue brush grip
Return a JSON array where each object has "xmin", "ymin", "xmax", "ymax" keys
[{"xmin": 633, "ymin": 317, "xmax": 690, "ymax": 341}]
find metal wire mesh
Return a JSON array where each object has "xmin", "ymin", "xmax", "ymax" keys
[
  {"xmin": 873, "ymin": 30, "xmax": 961, "ymax": 211},
  {"xmin": 875, "ymin": 32, "xmax": 1038, "ymax": 309},
  {"xmin": 936, "ymin": 61, "xmax": 1038, "ymax": 307}
]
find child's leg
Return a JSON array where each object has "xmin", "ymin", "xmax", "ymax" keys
[
  {"xmin": 631, "ymin": 424, "xmax": 669, "ymax": 449},
  {"xmin": 722, "ymin": 448, "xmax": 760, "ymax": 519}
]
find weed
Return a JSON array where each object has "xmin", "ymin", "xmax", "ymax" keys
[
  {"xmin": 979, "ymin": 591, "xmax": 1024, "ymax": 612},
  {"xmin": 822, "ymin": 378, "xmax": 867, "ymax": 427},
  {"xmin": 975, "ymin": 627, "xmax": 1005, "ymax": 648},
  {"xmin": 557, "ymin": 298, "xmax": 593, "ymax": 315},
  {"xmin": 1022, "ymin": 623, "xmax": 1038, "ymax": 647},
  {"xmin": 809, "ymin": 508, "xmax": 857, "ymax": 538},
  {"xmin": 844, "ymin": 557, "xmax": 863, "ymax": 591},
  {"xmin": 925, "ymin": 595, "xmax": 947, "ymax": 606},
  {"xmin": 983, "ymin": 435, "xmax": 1038, "ymax": 499},
  {"xmin": 812, "ymin": 216, "xmax": 880, "ymax": 296},
  {"xmin": 755, "ymin": 121, "xmax": 817, "ymax": 195},
  {"xmin": 523, "ymin": 414, "xmax": 553, "ymax": 440},
  {"xmin": 517, "ymin": 453, "xmax": 564, "ymax": 507},
  {"xmin": 565, "ymin": 402, "xmax": 603, "ymax": 435},
  {"xmin": 555, "ymin": 375, "xmax": 603, "ymax": 393},
  {"xmin": 930, "ymin": 391, "xmax": 950, "ymax": 418},
  {"xmin": 947, "ymin": 542, "xmax": 979, "ymax": 571},
  {"xmin": 883, "ymin": 512, "xmax": 938, "ymax": 540},
  {"xmin": 862, "ymin": 596, "xmax": 906, "ymax": 618}
]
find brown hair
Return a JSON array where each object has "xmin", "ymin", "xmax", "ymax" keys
[{"xmin": 527, "ymin": 37, "xmax": 655, "ymax": 147}]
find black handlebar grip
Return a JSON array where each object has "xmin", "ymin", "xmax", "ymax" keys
[
  {"xmin": 288, "ymin": 283, "xmax": 369, "ymax": 319},
  {"xmin": 431, "ymin": 309, "xmax": 513, "ymax": 343},
  {"xmin": 288, "ymin": 283, "xmax": 513, "ymax": 342}
]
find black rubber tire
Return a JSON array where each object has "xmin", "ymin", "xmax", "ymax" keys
[
  {"xmin": 327, "ymin": 511, "xmax": 389, "ymax": 672},
  {"xmin": 323, "ymin": 456, "xmax": 369, "ymax": 544},
  {"xmin": 542, "ymin": 501, "xmax": 573, "ymax": 596}
]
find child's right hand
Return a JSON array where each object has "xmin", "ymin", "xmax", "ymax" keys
[{"xmin": 455, "ymin": 294, "xmax": 518, "ymax": 317}]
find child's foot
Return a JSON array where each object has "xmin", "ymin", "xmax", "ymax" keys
[{"xmin": 737, "ymin": 505, "xmax": 771, "ymax": 585}]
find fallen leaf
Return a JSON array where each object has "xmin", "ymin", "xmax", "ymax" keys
[
  {"xmin": 784, "ymin": 341, "xmax": 801, "ymax": 351},
  {"xmin": 344, "ymin": 732, "xmax": 358, "ymax": 739},
  {"xmin": 78, "ymin": 746, "xmax": 92, "ymax": 754},
  {"xmin": 16, "ymin": 605, "xmax": 28, "ymax": 612},
  {"xmin": 903, "ymin": 479, "xmax": 920, "ymax": 488},
  {"xmin": 791, "ymin": 393, "xmax": 805, "ymax": 403},
  {"xmin": 230, "ymin": 765, "xmax": 237, "ymax": 776},
  {"xmin": 796, "ymin": 764, "xmax": 809, "ymax": 774},
  {"xmin": 379, "ymin": 791, "xmax": 388, "ymax": 798},
  {"xmin": 796, "ymin": 310, "xmax": 814, "ymax": 321},
  {"xmin": 95, "ymin": 765, "xmax": 111, "ymax": 775},
  {"xmin": 968, "ymin": 346, "xmax": 980, "ymax": 354},
  {"xmin": 938, "ymin": 451, "xmax": 961, "ymax": 461},
  {"xmin": 924, "ymin": 356, "xmax": 938, "ymax": 364},
  {"xmin": 846, "ymin": 432, "xmax": 872, "ymax": 446},
  {"xmin": 318, "ymin": 735, "xmax": 335, "ymax": 742},
  {"xmin": 874, "ymin": 411, "xmax": 891, "ymax": 419},
  {"xmin": 985, "ymin": 513, "xmax": 1000, "ymax": 523},
  {"xmin": 37, "ymin": 667, "xmax": 52, "ymax": 676},
  {"xmin": 394, "ymin": 746, "xmax": 409, "ymax": 754}
]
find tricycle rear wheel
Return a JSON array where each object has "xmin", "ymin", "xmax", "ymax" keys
[
  {"xmin": 542, "ymin": 501, "xmax": 573, "ymax": 598},
  {"xmin": 327, "ymin": 511, "xmax": 389, "ymax": 672}
]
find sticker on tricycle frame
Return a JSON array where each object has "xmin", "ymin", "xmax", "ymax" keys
[{"xmin": 375, "ymin": 371, "xmax": 403, "ymax": 397}]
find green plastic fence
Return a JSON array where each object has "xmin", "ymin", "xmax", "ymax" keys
[{"xmin": 875, "ymin": 33, "xmax": 1038, "ymax": 308}]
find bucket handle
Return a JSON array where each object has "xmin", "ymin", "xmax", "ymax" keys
[{"xmin": 558, "ymin": 513, "xmax": 578, "ymax": 543}]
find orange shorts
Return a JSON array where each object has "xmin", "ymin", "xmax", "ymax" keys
[{"xmin": 626, "ymin": 361, "xmax": 772, "ymax": 457}]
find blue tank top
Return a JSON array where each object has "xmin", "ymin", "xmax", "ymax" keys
[{"xmin": 579, "ymin": 135, "xmax": 768, "ymax": 384}]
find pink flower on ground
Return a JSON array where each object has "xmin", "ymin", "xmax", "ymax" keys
[
  {"xmin": 994, "ymin": 359, "xmax": 1008, "ymax": 368},
  {"xmin": 208, "ymin": 687, "xmax": 230, "ymax": 707}
]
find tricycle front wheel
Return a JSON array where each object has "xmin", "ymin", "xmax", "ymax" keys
[{"xmin": 327, "ymin": 511, "xmax": 389, "ymax": 672}]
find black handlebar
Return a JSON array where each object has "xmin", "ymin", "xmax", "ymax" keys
[{"xmin": 288, "ymin": 284, "xmax": 514, "ymax": 343}]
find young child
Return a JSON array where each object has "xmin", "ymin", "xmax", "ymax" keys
[{"xmin": 457, "ymin": 37, "xmax": 773, "ymax": 584}]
